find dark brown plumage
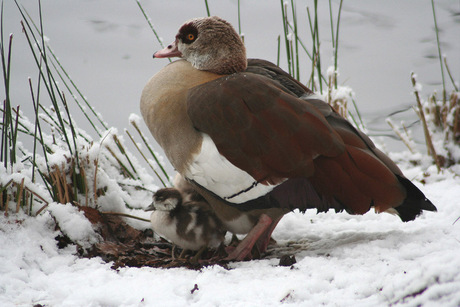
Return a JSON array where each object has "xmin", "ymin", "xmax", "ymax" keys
[{"xmin": 141, "ymin": 16, "xmax": 436, "ymax": 261}]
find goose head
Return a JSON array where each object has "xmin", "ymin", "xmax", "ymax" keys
[{"xmin": 154, "ymin": 16, "xmax": 247, "ymax": 75}]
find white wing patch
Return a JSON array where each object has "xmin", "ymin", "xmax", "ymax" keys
[{"xmin": 185, "ymin": 134, "xmax": 277, "ymax": 203}]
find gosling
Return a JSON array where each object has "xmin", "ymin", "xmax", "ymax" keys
[{"xmin": 145, "ymin": 187, "xmax": 226, "ymax": 260}]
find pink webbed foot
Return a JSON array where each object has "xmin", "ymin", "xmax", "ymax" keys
[{"xmin": 224, "ymin": 214, "xmax": 282, "ymax": 261}]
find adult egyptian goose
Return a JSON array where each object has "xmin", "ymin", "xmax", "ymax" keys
[
  {"xmin": 145, "ymin": 186, "xmax": 226, "ymax": 254},
  {"xmin": 140, "ymin": 16, "xmax": 436, "ymax": 261}
]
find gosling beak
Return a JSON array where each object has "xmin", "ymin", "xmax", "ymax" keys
[{"xmin": 145, "ymin": 203, "xmax": 156, "ymax": 211}]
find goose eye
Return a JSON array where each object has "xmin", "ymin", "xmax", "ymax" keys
[{"xmin": 178, "ymin": 23, "xmax": 198, "ymax": 44}]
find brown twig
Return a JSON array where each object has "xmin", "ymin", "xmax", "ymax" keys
[
  {"xmin": 15, "ymin": 178, "xmax": 25, "ymax": 213},
  {"xmin": 23, "ymin": 186, "xmax": 48, "ymax": 206},
  {"xmin": 93, "ymin": 158, "xmax": 99, "ymax": 205},
  {"xmin": 101, "ymin": 211, "xmax": 151, "ymax": 223},
  {"xmin": 411, "ymin": 73, "xmax": 442, "ymax": 171},
  {"xmin": 35, "ymin": 203, "xmax": 49, "ymax": 215},
  {"xmin": 60, "ymin": 165, "xmax": 70, "ymax": 204},
  {"xmin": 80, "ymin": 164, "xmax": 88, "ymax": 206},
  {"xmin": 386, "ymin": 119, "xmax": 415, "ymax": 154},
  {"xmin": 53, "ymin": 167, "xmax": 65, "ymax": 204},
  {"xmin": 4, "ymin": 194, "xmax": 10, "ymax": 216}
]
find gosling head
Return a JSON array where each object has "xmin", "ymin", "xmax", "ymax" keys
[{"xmin": 145, "ymin": 188, "xmax": 182, "ymax": 212}]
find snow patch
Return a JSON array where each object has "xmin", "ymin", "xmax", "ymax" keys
[
  {"xmin": 1, "ymin": 167, "xmax": 460, "ymax": 306},
  {"xmin": 47, "ymin": 203, "xmax": 101, "ymax": 249}
]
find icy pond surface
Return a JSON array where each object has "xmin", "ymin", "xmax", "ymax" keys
[{"xmin": 3, "ymin": 0, "xmax": 459, "ymax": 172}]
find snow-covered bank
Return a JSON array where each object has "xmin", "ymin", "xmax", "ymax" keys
[{"xmin": 1, "ymin": 165, "xmax": 459, "ymax": 307}]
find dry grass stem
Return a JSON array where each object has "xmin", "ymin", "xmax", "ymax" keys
[
  {"xmin": 4, "ymin": 194, "xmax": 10, "ymax": 216},
  {"xmin": 411, "ymin": 73, "xmax": 441, "ymax": 171},
  {"xmin": 80, "ymin": 165, "xmax": 88, "ymax": 206},
  {"xmin": 125, "ymin": 129, "xmax": 165, "ymax": 185},
  {"xmin": 35, "ymin": 202, "xmax": 49, "ymax": 215},
  {"xmin": 386, "ymin": 118, "xmax": 416, "ymax": 154},
  {"xmin": 15, "ymin": 178, "xmax": 25, "ymax": 213},
  {"xmin": 101, "ymin": 211, "xmax": 151, "ymax": 223},
  {"xmin": 93, "ymin": 158, "xmax": 99, "ymax": 206},
  {"xmin": 24, "ymin": 187, "xmax": 48, "ymax": 205}
]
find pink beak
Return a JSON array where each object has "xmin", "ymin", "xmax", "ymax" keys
[{"xmin": 153, "ymin": 41, "xmax": 182, "ymax": 58}]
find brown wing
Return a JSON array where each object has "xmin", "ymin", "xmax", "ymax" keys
[
  {"xmin": 186, "ymin": 67, "xmax": 435, "ymax": 219},
  {"xmin": 186, "ymin": 72, "xmax": 345, "ymax": 185},
  {"xmin": 245, "ymin": 59, "xmax": 313, "ymax": 97},
  {"xmin": 271, "ymin": 96, "xmax": 435, "ymax": 219},
  {"xmin": 302, "ymin": 97, "xmax": 407, "ymax": 213}
]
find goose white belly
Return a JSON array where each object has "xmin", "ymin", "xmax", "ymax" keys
[{"xmin": 184, "ymin": 134, "xmax": 277, "ymax": 204}]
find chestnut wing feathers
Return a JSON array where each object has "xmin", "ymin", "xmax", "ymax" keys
[
  {"xmin": 186, "ymin": 63, "xmax": 436, "ymax": 220},
  {"xmin": 186, "ymin": 72, "xmax": 345, "ymax": 185},
  {"xmin": 245, "ymin": 59, "xmax": 313, "ymax": 97}
]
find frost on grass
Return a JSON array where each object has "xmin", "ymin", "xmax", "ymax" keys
[
  {"xmin": 1, "ymin": 104, "xmax": 159, "ymax": 221},
  {"xmin": 326, "ymin": 65, "xmax": 338, "ymax": 79},
  {"xmin": 384, "ymin": 70, "xmax": 460, "ymax": 172},
  {"xmin": 128, "ymin": 113, "xmax": 142, "ymax": 125},
  {"xmin": 413, "ymin": 77, "xmax": 459, "ymax": 167}
]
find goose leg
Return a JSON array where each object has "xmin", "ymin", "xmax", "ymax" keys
[
  {"xmin": 255, "ymin": 215, "xmax": 283, "ymax": 252},
  {"xmin": 178, "ymin": 248, "xmax": 188, "ymax": 259},
  {"xmin": 190, "ymin": 246, "xmax": 207, "ymax": 264},
  {"xmin": 225, "ymin": 214, "xmax": 273, "ymax": 261},
  {"xmin": 171, "ymin": 245, "xmax": 177, "ymax": 260}
]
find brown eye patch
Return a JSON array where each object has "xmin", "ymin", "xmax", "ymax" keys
[{"xmin": 177, "ymin": 23, "xmax": 198, "ymax": 44}]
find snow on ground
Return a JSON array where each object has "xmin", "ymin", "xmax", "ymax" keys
[{"xmin": 1, "ymin": 164, "xmax": 460, "ymax": 307}]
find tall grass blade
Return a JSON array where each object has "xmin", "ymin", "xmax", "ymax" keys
[
  {"xmin": 130, "ymin": 120, "xmax": 171, "ymax": 186},
  {"xmin": 290, "ymin": 0, "xmax": 299, "ymax": 80},
  {"xmin": 237, "ymin": 0, "xmax": 243, "ymax": 43},
  {"xmin": 46, "ymin": 55, "xmax": 103, "ymax": 136},
  {"xmin": 306, "ymin": 6, "xmax": 316, "ymax": 90},
  {"xmin": 16, "ymin": 3, "xmax": 75, "ymax": 156},
  {"xmin": 125, "ymin": 129, "xmax": 167, "ymax": 188},
  {"xmin": 112, "ymin": 134, "xmax": 140, "ymax": 179},
  {"xmin": 280, "ymin": 0, "xmax": 292, "ymax": 76},
  {"xmin": 313, "ymin": 0, "xmax": 322, "ymax": 93},
  {"xmin": 443, "ymin": 57, "xmax": 458, "ymax": 92},
  {"xmin": 135, "ymin": 0, "xmax": 171, "ymax": 63},
  {"xmin": 276, "ymin": 35, "xmax": 281, "ymax": 67},
  {"xmin": 1, "ymin": 1, "xmax": 15, "ymax": 167},
  {"xmin": 350, "ymin": 97, "xmax": 365, "ymax": 129},
  {"xmin": 204, "ymin": 0, "xmax": 211, "ymax": 17},
  {"xmin": 285, "ymin": 20, "xmax": 327, "ymax": 86},
  {"xmin": 333, "ymin": 0, "xmax": 343, "ymax": 89},
  {"xmin": 430, "ymin": 0, "xmax": 446, "ymax": 103},
  {"xmin": 328, "ymin": 0, "xmax": 335, "ymax": 50}
]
